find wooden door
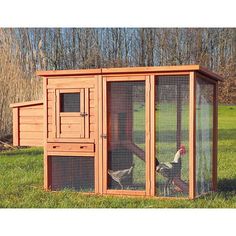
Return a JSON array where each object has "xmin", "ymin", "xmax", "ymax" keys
[
  {"xmin": 102, "ymin": 76, "xmax": 150, "ymax": 196},
  {"xmin": 56, "ymin": 88, "xmax": 88, "ymax": 139}
]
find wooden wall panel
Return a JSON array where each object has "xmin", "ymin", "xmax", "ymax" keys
[
  {"xmin": 47, "ymin": 77, "xmax": 95, "ymax": 89},
  {"xmin": 13, "ymin": 103, "xmax": 44, "ymax": 146}
]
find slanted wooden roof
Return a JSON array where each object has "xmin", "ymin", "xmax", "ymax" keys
[
  {"xmin": 10, "ymin": 100, "xmax": 43, "ymax": 108},
  {"xmin": 36, "ymin": 65, "xmax": 223, "ymax": 81}
]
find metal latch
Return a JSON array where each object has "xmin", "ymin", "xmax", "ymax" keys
[
  {"xmin": 80, "ymin": 112, "xmax": 88, "ymax": 117},
  {"xmin": 100, "ymin": 134, "xmax": 107, "ymax": 139}
]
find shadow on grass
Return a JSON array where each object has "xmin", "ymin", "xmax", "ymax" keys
[
  {"xmin": 218, "ymin": 178, "xmax": 236, "ymax": 192},
  {"xmin": 1, "ymin": 148, "xmax": 43, "ymax": 157},
  {"xmin": 218, "ymin": 129, "xmax": 236, "ymax": 141}
]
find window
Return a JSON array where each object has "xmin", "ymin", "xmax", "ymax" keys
[{"xmin": 60, "ymin": 93, "xmax": 81, "ymax": 112}]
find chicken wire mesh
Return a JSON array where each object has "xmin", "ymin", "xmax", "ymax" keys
[
  {"xmin": 196, "ymin": 77, "xmax": 213, "ymax": 195},
  {"xmin": 50, "ymin": 156, "xmax": 94, "ymax": 192},
  {"xmin": 107, "ymin": 81, "xmax": 146, "ymax": 190},
  {"xmin": 155, "ymin": 76, "xmax": 189, "ymax": 197}
]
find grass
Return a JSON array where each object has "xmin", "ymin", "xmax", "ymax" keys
[{"xmin": 0, "ymin": 105, "xmax": 236, "ymax": 208}]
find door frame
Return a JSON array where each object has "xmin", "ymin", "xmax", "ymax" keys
[{"xmin": 102, "ymin": 75, "xmax": 151, "ymax": 196}]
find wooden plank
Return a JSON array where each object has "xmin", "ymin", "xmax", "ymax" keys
[
  {"xmin": 20, "ymin": 139, "xmax": 43, "ymax": 146},
  {"xmin": 47, "ymin": 108, "xmax": 52, "ymax": 116},
  {"xmin": 90, "ymin": 131, "xmax": 95, "ymax": 139},
  {"xmin": 90, "ymin": 107, "xmax": 95, "ymax": 116},
  {"xmin": 13, "ymin": 108, "xmax": 19, "ymax": 146},
  {"xmin": 48, "ymin": 101, "xmax": 53, "ymax": 108},
  {"xmin": 60, "ymin": 124, "xmax": 83, "ymax": 132},
  {"xmin": 90, "ymin": 124, "xmax": 95, "ymax": 132},
  {"xmin": 60, "ymin": 116, "xmax": 82, "ymax": 124},
  {"xmin": 150, "ymin": 75, "xmax": 156, "ymax": 196},
  {"xmin": 20, "ymin": 124, "xmax": 43, "ymax": 132},
  {"xmin": 19, "ymin": 109, "xmax": 43, "ymax": 117},
  {"xmin": 189, "ymin": 72, "xmax": 196, "ymax": 199},
  {"xmin": 22, "ymin": 106, "xmax": 43, "ymax": 110},
  {"xmin": 106, "ymin": 75, "xmax": 146, "ymax": 82},
  {"xmin": 36, "ymin": 69, "xmax": 101, "ymax": 76},
  {"xmin": 90, "ymin": 99, "xmax": 95, "ymax": 108},
  {"xmin": 90, "ymin": 116, "xmax": 95, "ymax": 124},
  {"xmin": 47, "ymin": 138, "xmax": 94, "ymax": 143},
  {"xmin": 94, "ymin": 75, "xmax": 99, "ymax": 194},
  {"xmin": 47, "ymin": 152, "xmax": 95, "ymax": 157},
  {"xmin": 43, "ymin": 78, "xmax": 48, "ymax": 143},
  {"xmin": 48, "ymin": 93, "xmax": 54, "ymax": 101},
  {"xmin": 47, "ymin": 78, "xmax": 95, "ymax": 89},
  {"xmin": 106, "ymin": 190, "xmax": 146, "ymax": 196},
  {"xmin": 212, "ymin": 82, "xmax": 218, "ymax": 191},
  {"xmin": 102, "ymin": 65, "xmax": 200, "ymax": 74},
  {"xmin": 37, "ymin": 65, "xmax": 223, "ymax": 81},
  {"xmin": 19, "ymin": 116, "xmax": 43, "ymax": 124},
  {"xmin": 145, "ymin": 76, "xmax": 151, "ymax": 196},
  {"xmin": 10, "ymin": 100, "xmax": 43, "ymax": 108},
  {"xmin": 196, "ymin": 72, "xmax": 217, "ymax": 84},
  {"xmin": 59, "ymin": 132, "xmax": 85, "ymax": 138},
  {"xmin": 48, "ymin": 124, "xmax": 52, "ymax": 132},
  {"xmin": 59, "ymin": 112, "xmax": 81, "ymax": 117},
  {"xmin": 105, "ymin": 72, "xmax": 190, "ymax": 78},
  {"xmin": 47, "ymin": 143, "xmax": 94, "ymax": 152},
  {"xmin": 102, "ymin": 77, "xmax": 107, "ymax": 193},
  {"xmin": 80, "ymin": 88, "xmax": 85, "ymax": 138},
  {"xmin": 56, "ymin": 89, "xmax": 60, "ymax": 138},
  {"xmin": 90, "ymin": 91, "xmax": 95, "ymax": 99},
  {"xmin": 20, "ymin": 131, "xmax": 43, "ymax": 139},
  {"xmin": 85, "ymin": 88, "xmax": 90, "ymax": 138}
]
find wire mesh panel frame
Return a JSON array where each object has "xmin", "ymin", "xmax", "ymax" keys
[
  {"xmin": 195, "ymin": 73, "xmax": 217, "ymax": 197},
  {"xmin": 189, "ymin": 72, "xmax": 218, "ymax": 199},
  {"xmin": 102, "ymin": 76, "xmax": 151, "ymax": 196},
  {"xmin": 49, "ymin": 155, "xmax": 95, "ymax": 192},
  {"xmin": 155, "ymin": 74, "xmax": 190, "ymax": 198}
]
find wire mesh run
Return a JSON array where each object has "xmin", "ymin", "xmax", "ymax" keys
[
  {"xmin": 51, "ymin": 156, "xmax": 94, "ymax": 192},
  {"xmin": 155, "ymin": 76, "xmax": 189, "ymax": 197},
  {"xmin": 196, "ymin": 77, "xmax": 213, "ymax": 195},
  {"xmin": 107, "ymin": 81, "xmax": 146, "ymax": 191}
]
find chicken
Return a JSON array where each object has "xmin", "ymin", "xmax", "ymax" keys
[
  {"xmin": 108, "ymin": 164, "xmax": 135, "ymax": 189},
  {"xmin": 156, "ymin": 145, "xmax": 186, "ymax": 196}
]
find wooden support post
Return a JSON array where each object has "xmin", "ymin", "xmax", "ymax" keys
[
  {"xmin": 13, "ymin": 107, "xmax": 19, "ymax": 146},
  {"xmin": 150, "ymin": 75, "xmax": 156, "ymax": 196},
  {"xmin": 145, "ymin": 76, "xmax": 151, "ymax": 196},
  {"xmin": 212, "ymin": 82, "xmax": 218, "ymax": 191},
  {"xmin": 98, "ymin": 75, "xmax": 103, "ymax": 194},
  {"xmin": 189, "ymin": 72, "xmax": 196, "ymax": 199},
  {"xmin": 102, "ymin": 77, "xmax": 107, "ymax": 193}
]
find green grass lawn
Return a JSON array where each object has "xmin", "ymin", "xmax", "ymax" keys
[{"xmin": 0, "ymin": 105, "xmax": 236, "ymax": 208}]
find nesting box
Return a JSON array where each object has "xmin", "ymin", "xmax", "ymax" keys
[{"xmin": 10, "ymin": 65, "xmax": 222, "ymax": 199}]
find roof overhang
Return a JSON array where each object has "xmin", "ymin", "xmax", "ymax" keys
[{"xmin": 36, "ymin": 65, "xmax": 223, "ymax": 81}]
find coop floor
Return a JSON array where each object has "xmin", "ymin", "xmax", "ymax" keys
[{"xmin": 0, "ymin": 105, "xmax": 235, "ymax": 208}]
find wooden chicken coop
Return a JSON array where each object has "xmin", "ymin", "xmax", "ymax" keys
[{"xmin": 10, "ymin": 65, "xmax": 222, "ymax": 199}]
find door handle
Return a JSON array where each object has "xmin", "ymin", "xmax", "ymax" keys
[{"xmin": 80, "ymin": 112, "xmax": 88, "ymax": 117}]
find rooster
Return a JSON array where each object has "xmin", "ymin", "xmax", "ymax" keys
[
  {"xmin": 156, "ymin": 145, "xmax": 186, "ymax": 196},
  {"xmin": 108, "ymin": 164, "xmax": 135, "ymax": 189}
]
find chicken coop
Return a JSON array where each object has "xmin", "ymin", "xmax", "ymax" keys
[{"xmin": 10, "ymin": 65, "xmax": 222, "ymax": 199}]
